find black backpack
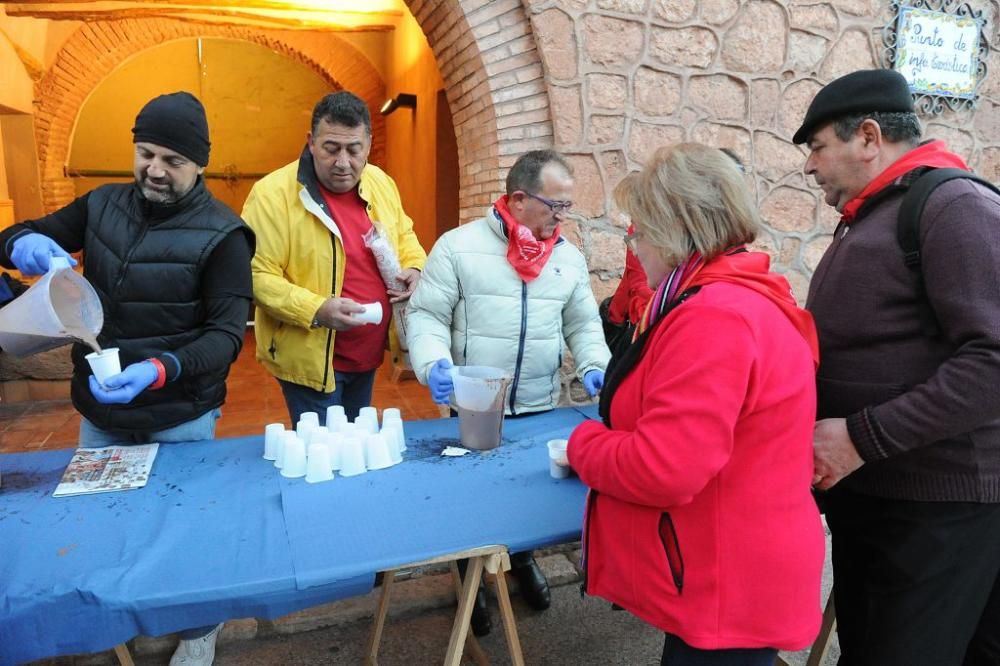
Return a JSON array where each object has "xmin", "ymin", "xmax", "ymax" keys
[{"xmin": 896, "ymin": 167, "xmax": 1000, "ymax": 337}]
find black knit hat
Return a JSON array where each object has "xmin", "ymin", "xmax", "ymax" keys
[
  {"xmin": 792, "ymin": 69, "xmax": 914, "ymax": 145},
  {"xmin": 131, "ymin": 91, "xmax": 211, "ymax": 166}
]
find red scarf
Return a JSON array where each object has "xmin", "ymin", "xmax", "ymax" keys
[
  {"xmin": 841, "ymin": 140, "xmax": 969, "ymax": 223},
  {"xmin": 638, "ymin": 249, "xmax": 819, "ymax": 368},
  {"xmin": 494, "ymin": 195, "xmax": 560, "ymax": 282}
]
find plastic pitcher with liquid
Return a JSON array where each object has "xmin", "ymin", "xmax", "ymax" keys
[
  {"xmin": 451, "ymin": 365, "xmax": 512, "ymax": 451},
  {"xmin": 0, "ymin": 257, "xmax": 103, "ymax": 357}
]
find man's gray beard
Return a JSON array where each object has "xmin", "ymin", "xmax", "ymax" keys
[{"xmin": 138, "ymin": 178, "xmax": 179, "ymax": 204}]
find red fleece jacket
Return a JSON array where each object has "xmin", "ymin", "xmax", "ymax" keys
[{"xmin": 569, "ymin": 263, "xmax": 824, "ymax": 650}]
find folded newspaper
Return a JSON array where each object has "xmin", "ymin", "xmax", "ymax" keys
[{"xmin": 53, "ymin": 443, "xmax": 159, "ymax": 497}]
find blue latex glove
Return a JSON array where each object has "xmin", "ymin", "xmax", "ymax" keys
[
  {"xmin": 10, "ymin": 233, "xmax": 76, "ymax": 276},
  {"xmin": 89, "ymin": 361, "xmax": 159, "ymax": 404},
  {"xmin": 428, "ymin": 358, "xmax": 454, "ymax": 404},
  {"xmin": 583, "ymin": 370, "xmax": 604, "ymax": 397}
]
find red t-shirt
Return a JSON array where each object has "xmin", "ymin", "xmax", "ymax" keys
[{"xmin": 319, "ymin": 186, "xmax": 390, "ymax": 373}]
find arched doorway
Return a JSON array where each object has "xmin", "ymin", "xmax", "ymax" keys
[{"xmin": 68, "ymin": 38, "xmax": 338, "ymax": 214}]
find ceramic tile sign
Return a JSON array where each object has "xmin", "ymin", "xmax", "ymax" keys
[{"xmin": 894, "ymin": 6, "xmax": 981, "ymax": 99}]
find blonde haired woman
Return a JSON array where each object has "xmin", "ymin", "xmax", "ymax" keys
[{"xmin": 568, "ymin": 144, "xmax": 824, "ymax": 665}]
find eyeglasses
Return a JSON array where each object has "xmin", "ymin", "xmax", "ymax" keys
[
  {"xmin": 525, "ymin": 191, "xmax": 573, "ymax": 214},
  {"xmin": 624, "ymin": 230, "xmax": 643, "ymax": 254}
]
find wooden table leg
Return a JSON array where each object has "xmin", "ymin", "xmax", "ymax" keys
[
  {"xmin": 112, "ymin": 643, "xmax": 134, "ymax": 666},
  {"xmin": 365, "ymin": 570, "xmax": 397, "ymax": 666},
  {"xmin": 806, "ymin": 592, "xmax": 837, "ymax": 666},
  {"xmin": 444, "ymin": 555, "xmax": 484, "ymax": 666},
  {"xmin": 488, "ymin": 553, "xmax": 525, "ymax": 666},
  {"xmin": 449, "ymin": 562, "xmax": 489, "ymax": 665}
]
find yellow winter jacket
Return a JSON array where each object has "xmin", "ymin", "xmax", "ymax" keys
[{"xmin": 242, "ymin": 150, "xmax": 427, "ymax": 392}]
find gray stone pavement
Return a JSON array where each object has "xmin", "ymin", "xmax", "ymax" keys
[{"xmin": 34, "ymin": 530, "xmax": 838, "ymax": 666}]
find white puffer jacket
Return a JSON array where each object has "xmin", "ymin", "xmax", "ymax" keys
[{"xmin": 407, "ymin": 207, "xmax": 610, "ymax": 415}]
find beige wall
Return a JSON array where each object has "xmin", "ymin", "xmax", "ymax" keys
[{"xmin": 381, "ymin": 8, "xmax": 448, "ymax": 251}]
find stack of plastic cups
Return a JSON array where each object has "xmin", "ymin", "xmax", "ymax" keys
[
  {"xmin": 307, "ymin": 425, "xmax": 329, "ymax": 447},
  {"xmin": 381, "ymin": 422, "xmax": 403, "ymax": 465},
  {"xmin": 326, "ymin": 404, "xmax": 346, "ymax": 428},
  {"xmin": 339, "ymin": 433, "xmax": 367, "ymax": 477},
  {"xmin": 263, "ymin": 423, "xmax": 284, "ymax": 461},
  {"xmin": 364, "ymin": 432, "xmax": 394, "ymax": 470},
  {"xmin": 305, "ymin": 444, "xmax": 334, "ymax": 483},
  {"xmin": 328, "ymin": 413, "xmax": 349, "ymax": 434},
  {"xmin": 356, "ymin": 407, "xmax": 379, "ymax": 434},
  {"xmin": 382, "ymin": 408, "xmax": 406, "ymax": 454},
  {"xmin": 276, "ymin": 430, "xmax": 299, "ymax": 470},
  {"xmin": 281, "ymin": 437, "xmax": 307, "ymax": 478},
  {"xmin": 307, "ymin": 428, "xmax": 329, "ymax": 460},
  {"xmin": 327, "ymin": 431, "xmax": 344, "ymax": 472},
  {"xmin": 296, "ymin": 418, "xmax": 317, "ymax": 446}
]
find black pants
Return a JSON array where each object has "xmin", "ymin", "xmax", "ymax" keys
[
  {"xmin": 825, "ymin": 486, "xmax": 1000, "ymax": 666},
  {"xmin": 660, "ymin": 633, "xmax": 776, "ymax": 666}
]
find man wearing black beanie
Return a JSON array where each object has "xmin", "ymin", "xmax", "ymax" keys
[
  {"xmin": 801, "ymin": 69, "xmax": 1000, "ymax": 665},
  {"xmin": 0, "ymin": 91, "xmax": 255, "ymax": 664}
]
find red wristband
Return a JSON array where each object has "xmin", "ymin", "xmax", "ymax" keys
[{"xmin": 147, "ymin": 357, "xmax": 167, "ymax": 390}]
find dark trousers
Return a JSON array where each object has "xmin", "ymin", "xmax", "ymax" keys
[
  {"xmin": 660, "ymin": 633, "xmax": 776, "ymax": 666},
  {"xmin": 277, "ymin": 369, "xmax": 377, "ymax": 425},
  {"xmin": 825, "ymin": 486, "xmax": 1000, "ymax": 666}
]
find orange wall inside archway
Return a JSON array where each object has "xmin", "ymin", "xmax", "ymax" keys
[{"xmin": 69, "ymin": 38, "xmax": 336, "ymax": 214}]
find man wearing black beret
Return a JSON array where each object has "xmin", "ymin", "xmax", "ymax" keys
[
  {"xmin": 0, "ymin": 92, "xmax": 255, "ymax": 663},
  {"xmin": 800, "ymin": 69, "xmax": 1000, "ymax": 664}
]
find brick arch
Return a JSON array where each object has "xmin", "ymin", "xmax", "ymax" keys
[
  {"xmin": 403, "ymin": 0, "xmax": 553, "ymax": 223},
  {"xmin": 35, "ymin": 20, "xmax": 386, "ymax": 211}
]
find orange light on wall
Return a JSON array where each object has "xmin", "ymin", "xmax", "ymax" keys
[{"xmin": 380, "ymin": 93, "xmax": 417, "ymax": 116}]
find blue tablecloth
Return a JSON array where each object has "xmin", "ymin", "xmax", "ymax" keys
[
  {"xmin": 0, "ymin": 405, "xmax": 598, "ymax": 665},
  {"xmin": 281, "ymin": 406, "xmax": 594, "ymax": 589}
]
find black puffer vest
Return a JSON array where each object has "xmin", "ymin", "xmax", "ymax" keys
[{"xmin": 71, "ymin": 180, "xmax": 249, "ymax": 432}]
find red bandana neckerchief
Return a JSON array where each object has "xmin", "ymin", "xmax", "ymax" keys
[
  {"xmin": 635, "ymin": 248, "xmax": 819, "ymax": 368},
  {"xmin": 840, "ymin": 140, "xmax": 969, "ymax": 224},
  {"xmin": 494, "ymin": 195, "xmax": 560, "ymax": 283}
]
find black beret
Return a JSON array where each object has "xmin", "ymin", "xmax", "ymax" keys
[
  {"xmin": 792, "ymin": 69, "xmax": 914, "ymax": 145},
  {"xmin": 132, "ymin": 91, "xmax": 211, "ymax": 166}
]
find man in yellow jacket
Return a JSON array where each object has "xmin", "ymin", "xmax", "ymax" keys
[{"xmin": 243, "ymin": 92, "xmax": 426, "ymax": 424}]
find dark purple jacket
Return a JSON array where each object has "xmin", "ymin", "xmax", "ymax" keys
[{"xmin": 808, "ymin": 170, "xmax": 1000, "ymax": 502}]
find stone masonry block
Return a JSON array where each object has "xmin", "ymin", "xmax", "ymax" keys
[
  {"xmin": 583, "ymin": 15, "xmax": 644, "ymax": 68},
  {"xmin": 721, "ymin": 1, "xmax": 787, "ymax": 73},
  {"xmin": 650, "ymin": 26, "xmax": 718, "ymax": 69}
]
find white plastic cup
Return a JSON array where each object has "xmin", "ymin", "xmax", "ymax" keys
[
  {"xmin": 326, "ymin": 405, "xmax": 346, "ymax": 427},
  {"xmin": 382, "ymin": 423, "xmax": 403, "ymax": 464},
  {"xmin": 300, "ymin": 411, "xmax": 320, "ymax": 426},
  {"xmin": 85, "ymin": 347, "xmax": 121, "ymax": 388},
  {"xmin": 281, "ymin": 437, "xmax": 307, "ymax": 478},
  {"xmin": 307, "ymin": 426, "xmax": 329, "ymax": 447},
  {"xmin": 339, "ymin": 436, "xmax": 367, "ymax": 477},
  {"xmin": 305, "ymin": 446, "xmax": 334, "ymax": 483},
  {"xmin": 327, "ymin": 433, "xmax": 344, "ymax": 471},
  {"xmin": 364, "ymin": 433, "xmax": 394, "ymax": 470},
  {"xmin": 382, "ymin": 407, "xmax": 401, "ymax": 422},
  {"xmin": 359, "ymin": 406, "xmax": 379, "ymax": 427},
  {"xmin": 355, "ymin": 301, "xmax": 383, "ymax": 325},
  {"xmin": 296, "ymin": 419, "xmax": 316, "ymax": 444},
  {"xmin": 382, "ymin": 418, "xmax": 406, "ymax": 453},
  {"xmin": 547, "ymin": 439, "xmax": 570, "ymax": 479},
  {"xmin": 276, "ymin": 430, "xmax": 298, "ymax": 469},
  {"xmin": 263, "ymin": 423, "xmax": 284, "ymax": 461}
]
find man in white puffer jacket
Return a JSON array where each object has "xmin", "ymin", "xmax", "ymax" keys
[{"xmin": 406, "ymin": 149, "xmax": 610, "ymax": 636}]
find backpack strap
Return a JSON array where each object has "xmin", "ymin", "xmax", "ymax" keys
[
  {"xmin": 897, "ymin": 167, "xmax": 1000, "ymax": 269},
  {"xmin": 896, "ymin": 167, "xmax": 1000, "ymax": 337}
]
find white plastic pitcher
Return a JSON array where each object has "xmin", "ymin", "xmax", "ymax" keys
[
  {"xmin": 0, "ymin": 257, "xmax": 103, "ymax": 357},
  {"xmin": 450, "ymin": 365, "xmax": 511, "ymax": 411}
]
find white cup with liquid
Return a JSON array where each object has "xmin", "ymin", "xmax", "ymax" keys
[{"xmin": 85, "ymin": 347, "xmax": 121, "ymax": 388}]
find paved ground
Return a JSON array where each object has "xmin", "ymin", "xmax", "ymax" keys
[{"xmin": 32, "ymin": 535, "xmax": 838, "ymax": 666}]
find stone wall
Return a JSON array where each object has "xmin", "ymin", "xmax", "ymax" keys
[{"xmin": 524, "ymin": 0, "xmax": 1000, "ymax": 305}]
